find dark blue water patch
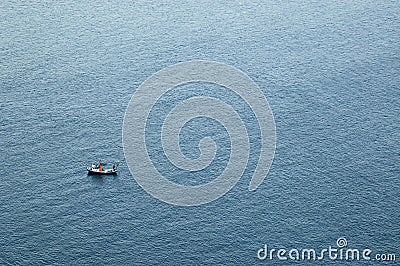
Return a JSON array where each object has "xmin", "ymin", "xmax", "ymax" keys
[{"xmin": 145, "ymin": 82, "xmax": 261, "ymax": 186}]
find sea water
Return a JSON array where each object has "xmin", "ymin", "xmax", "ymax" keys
[{"xmin": 1, "ymin": 0, "xmax": 399, "ymax": 264}]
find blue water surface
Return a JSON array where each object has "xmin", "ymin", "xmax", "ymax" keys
[{"xmin": 1, "ymin": 0, "xmax": 399, "ymax": 265}]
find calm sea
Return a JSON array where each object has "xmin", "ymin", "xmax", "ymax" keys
[{"xmin": 1, "ymin": 0, "xmax": 399, "ymax": 265}]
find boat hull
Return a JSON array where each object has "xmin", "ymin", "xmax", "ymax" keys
[{"xmin": 87, "ymin": 168, "xmax": 117, "ymax": 175}]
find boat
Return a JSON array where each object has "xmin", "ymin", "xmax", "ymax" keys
[{"xmin": 87, "ymin": 161, "xmax": 118, "ymax": 175}]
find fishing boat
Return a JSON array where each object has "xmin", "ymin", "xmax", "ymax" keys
[{"xmin": 87, "ymin": 161, "xmax": 118, "ymax": 175}]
